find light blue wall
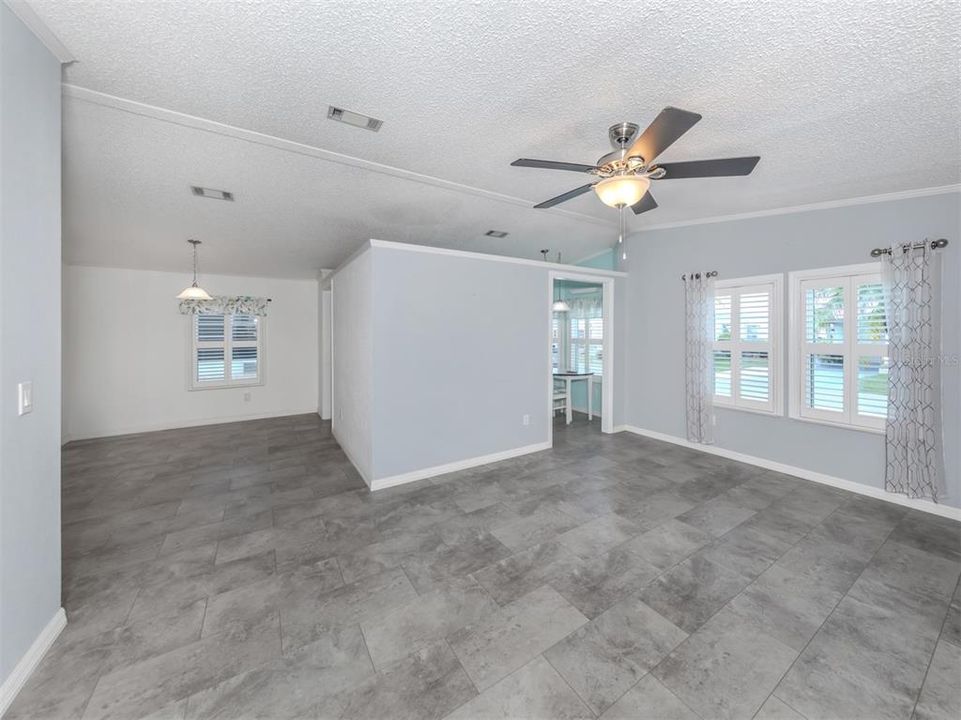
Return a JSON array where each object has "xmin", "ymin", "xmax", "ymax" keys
[
  {"xmin": 369, "ymin": 246, "xmax": 626, "ymax": 479},
  {"xmin": 624, "ymin": 191, "xmax": 961, "ymax": 507},
  {"xmin": 0, "ymin": 5, "xmax": 63, "ymax": 682},
  {"xmin": 576, "ymin": 248, "xmax": 616, "ymax": 271}
]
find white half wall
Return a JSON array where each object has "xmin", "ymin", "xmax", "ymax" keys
[
  {"xmin": 62, "ymin": 265, "xmax": 319, "ymax": 441},
  {"xmin": 0, "ymin": 2, "xmax": 64, "ymax": 695},
  {"xmin": 330, "ymin": 240, "xmax": 627, "ymax": 487},
  {"xmin": 331, "ymin": 250, "xmax": 373, "ymax": 482}
]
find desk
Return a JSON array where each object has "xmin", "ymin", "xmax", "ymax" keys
[{"xmin": 553, "ymin": 373, "xmax": 594, "ymax": 425}]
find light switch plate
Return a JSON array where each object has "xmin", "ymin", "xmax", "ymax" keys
[{"xmin": 18, "ymin": 381, "xmax": 33, "ymax": 415}]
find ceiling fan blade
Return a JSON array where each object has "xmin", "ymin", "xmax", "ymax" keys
[
  {"xmin": 627, "ymin": 107, "xmax": 702, "ymax": 164},
  {"xmin": 631, "ymin": 190, "xmax": 658, "ymax": 215},
  {"xmin": 656, "ymin": 156, "xmax": 760, "ymax": 179},
  {"xmin": 533, "ymin": 183, "xmax": 595, "ymax": 208},
  {"xmin": 511, "ymin": 158, "xmax": 598, "ymax": 173}
]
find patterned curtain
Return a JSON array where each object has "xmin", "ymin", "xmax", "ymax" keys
[
  {"xmin": 178, "ymin": 296, "xmax": 270, "ymax": 316},
  {"xmin": 882, "ymin": 243, "xmax": 943, "ymax": 501},
  {"xmin": 684, "ymin": 273, "xmax": 715, "ymax": 444}
]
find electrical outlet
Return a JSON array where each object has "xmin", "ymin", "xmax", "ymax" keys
[
  {"xmin": 18, "ymin": 381, "xmax": 33, "ymax": 415},
  {"xmin": 522, "ymin": 414, "xmax": 530, "ymax": 426},
  {"xmin": 243, "ymin": 392, "xmax": 251, "ymax": 402}
]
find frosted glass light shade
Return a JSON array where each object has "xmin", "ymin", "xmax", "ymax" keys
[
  {"xmin": 177, "ymin": 284, "xmax": 213, "ymax": 300},
  {"xmin": 552, "ymin": 300, "xmax": 571, "ymax": 312},
  {"xmin": 594, "ymin": 175, "xmax": 651, "ymax": 208}
]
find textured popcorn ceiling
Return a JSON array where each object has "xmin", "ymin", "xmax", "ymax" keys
[{"xmin": 34, "ymin": 0, "xmax": 961, "ymax": 277}]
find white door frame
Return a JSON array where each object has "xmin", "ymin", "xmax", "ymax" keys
[{"xmin": 547, "ymin": 271, "xmax": 615, "ymax": 437}]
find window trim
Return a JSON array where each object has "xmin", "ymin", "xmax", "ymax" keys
[
  {"xmin": 187, "ymin": 313, "xmax": 266, "ymax": 391},
  {"xmin": 713, "ymin": 273, "xmax": 784, "ymax": 416},
  {"xmin": 788, "ymin": 262, "xmax": 886, "ymax": 434}
]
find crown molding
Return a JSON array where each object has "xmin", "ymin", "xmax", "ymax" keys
[
  {"xmin": 62, "ymin": 85, "xmax": 616, "ymax": 230},
  {"xmin": 634, "ymin": 184, "xmax": 961, "ymax": 233},
  {"xmin": 4, "ymin": 1, "xmax": 75, "ymax": 63}
]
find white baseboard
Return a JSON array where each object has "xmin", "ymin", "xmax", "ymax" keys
[
  {"xmin": 618, "ymin": 425, "xmax": 961, "ymax": 522},
  {"xmin": 370, "ymin": 441, "xmax": 552, "ymax": 491},
  {"xmin": 331, "ymin": 427, "xmax": 372, "ymax": 489},
  {"xmin": 62, "ymin": 408, "xmax": 319, "ymax": 444},
  {"xmin": 0, "ymin": 608, "xmax": 66, "ymax": 717}
]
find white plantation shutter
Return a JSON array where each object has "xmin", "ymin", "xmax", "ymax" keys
[
  {"xmin": 191, "ymin": 313, "xmax": 264, "ymax": 389},
  {"xmin": 792, "ymin": 266, "xmax": 887, "ymax": 430},
  {"xmin": 712, "ymin": 276, "xmax": 781, "ymax": 413},
  {"xmin": 568, "ymin": 294, "xmax": 603, "ymax": 375}
]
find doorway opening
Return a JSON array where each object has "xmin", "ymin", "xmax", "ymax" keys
[{"xmin": 548, "ymin": 272, "xmax": 615, "ymax": 440}]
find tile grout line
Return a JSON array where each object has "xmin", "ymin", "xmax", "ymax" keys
[
  {"xmin": 539, "ymin": 651, "xmax": 601, "ymax": 718},
  {"xmin": 758, "ymin": 504, "xmax": 904, "ymax": 717},
  {"xmin": 433, "ymin": 639, "xmax": 481, "ymax": 720},
  {"xmin": 908, "ymin": 573, "xmax": 960, "ymax": 718},
  {"xmin": 644, "ymin": 491, "xmax": 863, "ymax": 717}
]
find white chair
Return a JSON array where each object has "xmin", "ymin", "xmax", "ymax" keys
[{"xmin": 552, "ymin": 381, "xmax": 569, "ymax": 419}]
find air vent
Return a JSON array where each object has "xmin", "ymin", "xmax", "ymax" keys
[
  {"xmin": 484, "ymin": 230, "xmax": 509, "ymax": 238},
  {"xmin": 327, "ymin": 105, "xmax": 383, "ymax": 132},
  {"xmin": 191, "ymin": 186, "xmax": 234, "ymax": 201}
]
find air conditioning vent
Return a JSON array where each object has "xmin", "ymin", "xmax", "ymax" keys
[
  {"xmin": 327, "ymin": 105, "xmax": 383, "ymax": 132},
  {"xmin": 191, "ymin": 186, "xmax": 234, "ymax": 201}
]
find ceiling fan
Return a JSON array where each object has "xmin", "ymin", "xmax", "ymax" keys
[{"xmin": 511, "ymin": 107, "xmax": 760, "ymax": 215}]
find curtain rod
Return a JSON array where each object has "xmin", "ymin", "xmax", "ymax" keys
[
  {"xmin": 870, "ymin": 238, "xmax": 948, "ymax": 258},
  {"xmin": 680, "ymin": 270, "xmax": 718, "ymax": 281}
]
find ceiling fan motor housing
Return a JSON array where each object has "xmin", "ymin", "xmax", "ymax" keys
[{"xmin": 608, "ymin": 122, "xmax": 639, "ymax": 148}]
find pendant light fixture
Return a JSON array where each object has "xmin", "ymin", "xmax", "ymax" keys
[
  {"xmin": 552, "ymin": 283, "xmax": 570, "ymax": 313},
  {"xmin": 176, "ymin": 239, "xmax": 212, "ymax": 300}
]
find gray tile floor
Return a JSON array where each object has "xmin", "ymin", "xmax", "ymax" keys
[{"xmin": 9, "ymin": 413, "xmax": 961, "ymax": 720}]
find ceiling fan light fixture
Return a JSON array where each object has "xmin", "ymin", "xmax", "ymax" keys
[{"xmin": 593, "ymin": 175, "xmax": 650, "ymax": 208}]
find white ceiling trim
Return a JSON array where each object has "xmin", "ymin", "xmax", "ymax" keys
[
  {"xmin": 3, "ymin": 0, "xmax": 74, "ymax": 63},
  {"xmin": 367, "ymin": 239, "xmax": 627, "ymax": 277},
  {"xmin": 636, "ymin": 184, "xmax": 961, "ymax": 232},
  {"xmin": 63, "ymin": 84, "xmax": 616, "ymax": 230},
  {"xmin": 331, "ymin": 239, "xmax": 627, "ymax": 280}
]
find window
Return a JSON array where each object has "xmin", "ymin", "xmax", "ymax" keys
[
  {"xmin": 569, "ymin": 315, "xmax": 603, "ymax": 374},
  {"xmin": 190, "ymin": 313, "xmax": 264, "ymax": 390},
  {"xmin": 789, "ymin": 264, "xmax": 887, "ymax": 431},
  {"xmin": 712, "ymin": 274, "xmax": 783, "ymax": 414}
]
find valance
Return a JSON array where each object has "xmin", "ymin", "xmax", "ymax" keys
[
  {"xmin": 178, "ymin": 295, "xmax": 270, "ymax": 316},
  {"xmin": 569, "ymin": 294, "xmax": 602, "ymax": 318}
]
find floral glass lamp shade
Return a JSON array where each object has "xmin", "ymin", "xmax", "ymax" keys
[{"xmin": 177, "ymin": 239, "xmax": 212, "ymax": 300}]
